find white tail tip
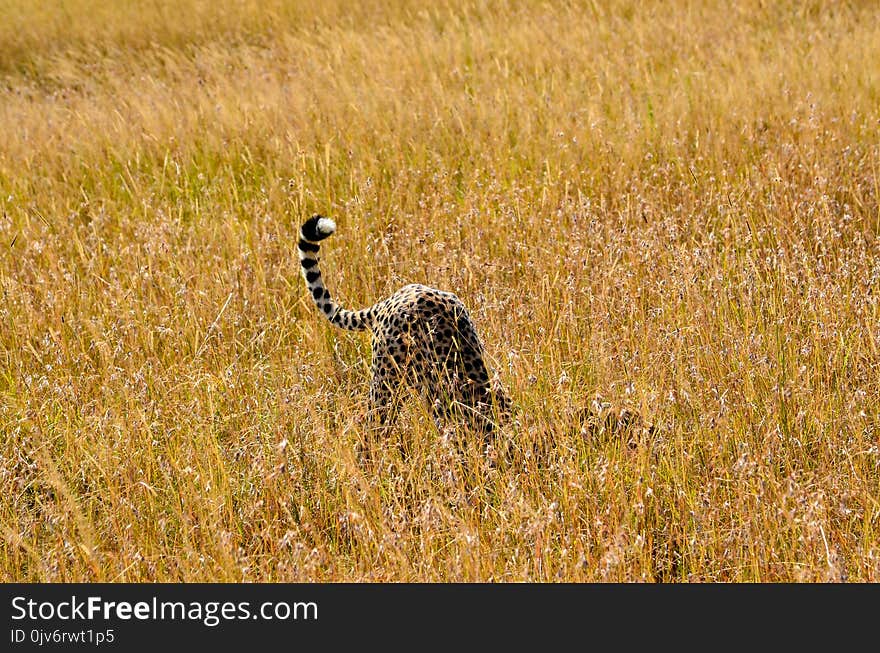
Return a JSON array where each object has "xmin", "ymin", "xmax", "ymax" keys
[{"xmin": 317, "ymin": 218, "xmax": 336, "ymax": 236}]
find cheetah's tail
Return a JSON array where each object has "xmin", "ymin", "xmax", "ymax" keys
[{"xmin": 298, "ymin": 215, "xmax": 371, "ymax": 331}]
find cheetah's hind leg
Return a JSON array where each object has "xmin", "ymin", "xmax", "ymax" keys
[{"xmin": 366, "ymin": 352, "xmax": 405, "ymax": 432}]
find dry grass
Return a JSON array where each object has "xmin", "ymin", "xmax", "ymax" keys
[{"xmin": 1, "ymin": 0, "xmax": 878, "ymax": 581}]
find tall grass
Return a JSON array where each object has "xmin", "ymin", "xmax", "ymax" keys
[{"xmin": 1, "ymin": 0, "xmax": 878, "ymax": 581}]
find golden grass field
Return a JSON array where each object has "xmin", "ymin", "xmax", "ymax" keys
[{"xmin": 1, "ymin": 0, "xmax": 878, "ymax": 581}]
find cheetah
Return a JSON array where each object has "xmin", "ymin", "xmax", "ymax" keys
[{"xmin": 297, "ymin": 215, "xmax": 510, "ymax": 433}]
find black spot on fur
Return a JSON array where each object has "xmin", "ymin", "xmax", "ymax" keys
[
  {"xmin": 312, "ymin": 287, "xmax": 323, "ymax": 299},
  {"xmin": 323, "ymin": 289, "xmax": 331, "ymax": 299},
  {"xmin": 300, "ymin": 258, "xmax": 318, "ymax": 269},
  {"xmin": 323, "ymin": 304, "xmax": 332, "ymax": 313},
  {"xmin": 298, "ymin": 239, "xmax": 320, "ymax": 253},
  {"xmin": 306, "ymin": 270, "xmax": 321, "ymax": 283}
]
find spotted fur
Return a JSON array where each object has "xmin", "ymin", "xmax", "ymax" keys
[{"xmin": 298, "ymin": 215, "xmax": 510, "ymax": 432}]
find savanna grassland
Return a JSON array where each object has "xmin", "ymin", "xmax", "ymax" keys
[{"xmin": 1, "ymin": 0, "xmax": 878, "ymax": 582}]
